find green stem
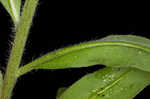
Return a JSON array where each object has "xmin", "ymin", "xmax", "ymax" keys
[{"xmin": 0, "ymin": 0, "xmax": 38, "ymax": 99}]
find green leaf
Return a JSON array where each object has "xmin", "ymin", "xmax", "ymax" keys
[
  {"xmin": 18, "ymin": 35, "xmax": 150, "ymax": 76},
  {"xmin": 56, "ymin": 87, "xmax": 67, "ymax": 99},
  {"xmin": 0, "ymin": 0, "xmax": 21, "ymax": 24},
  {"xmin": 0, "ymin": 71, "xmax": 3, "ymax": 94},
  {"xmin": 58, "ymin": 67, "xmax": 150, "ymax": 99}
]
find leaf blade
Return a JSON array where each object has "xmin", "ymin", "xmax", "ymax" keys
[
  {"xmin": 0, "ymin": 0, "xmax": 21, "ymax": 24},
  {"xmin": 18, "ymin": 35, "xmax": 150, "ymax": 76},
  {"xmin": 58, "ymin": 67, "xmax": 150, "ymax": 99},
  {"xmin": 0, "ymin": 71, "xmax": 3, "ymax": 94},
  {"xmin": 56, "ymin": 87, "xmax": 67, "ymax": 99}
]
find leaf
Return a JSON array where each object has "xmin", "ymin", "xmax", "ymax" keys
[
  {"xmin": 0, "ymin": 0, "xmax": 21, "ymax": 24},
  {"xmin": 56, "ymin": 87, "xmax": 67, "ymax": 99},
  {"xmin": 18, "ymin": 35, "xmax": 150, "ymax": 76},
  {"xmin": 0, "ymin": 71, "xmax": 3, "ymax": 94},
  {"xmin": 58, "ymin": 67, "xmax": 150, "ymax": 99}
]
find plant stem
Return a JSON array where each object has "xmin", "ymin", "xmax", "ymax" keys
[{"xmin": 0, "ymin": 0, "xmax": 38, "ymax": 99}]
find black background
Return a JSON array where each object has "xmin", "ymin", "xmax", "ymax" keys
[{"xmin": 0, "ymin": 0, "xmax": 150, "ymax": 99}]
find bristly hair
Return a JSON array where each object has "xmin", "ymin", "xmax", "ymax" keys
[{"xmin": 4, "ymin": 26, "xmax": 16, "ymax": 66}]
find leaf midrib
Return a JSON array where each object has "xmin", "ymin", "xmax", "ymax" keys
[
  {"xmin": 89, "ymin": 70, "xmax": 131, "ymax": 99},
  {"xmin": 32, "ymin": 41, "xmax": 150, "ymax": 66}
]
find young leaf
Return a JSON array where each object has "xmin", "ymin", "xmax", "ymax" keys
[
  {"xmin": 58, "ymin": 67, "xmax": 150, "ymax": 99},
  {"xmin": 18, "ymin": 35, "xmax": 150, "ymax": 76},
  {"xmin": 0, "ymin": 0, "xmax": 21, "ymax": 24}
]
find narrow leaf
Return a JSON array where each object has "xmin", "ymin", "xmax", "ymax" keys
[
  {"xmin": 0, "ymin": 0, "xmax": 21, "ymax": 24},
  {"xmin": 0, "ymin": 71, "xmax": 3, "ymax": 94},
  {"xmin": 19, "ymin": 35, "xmax": 150, "ymax": 76},
  {"xmin": 58, "ymin": 67, "xmax": 150, "ymax": 99}
]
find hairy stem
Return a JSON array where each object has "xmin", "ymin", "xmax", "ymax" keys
[{"xmin": 0, "ymin": 0, "xmax": 38, "ymax": 99}]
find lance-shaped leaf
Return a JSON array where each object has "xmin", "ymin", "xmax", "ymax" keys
[
  {"xmin": 18, "ymin": 35, "xmax": 150, "ymax": 76},
  {"xmin": 58, "ymin": 67, "xmax": 150, "ymax": 99},
  {"xmin": 0, "ymin": 0, "xmax": 21, "ymax": 24}
]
